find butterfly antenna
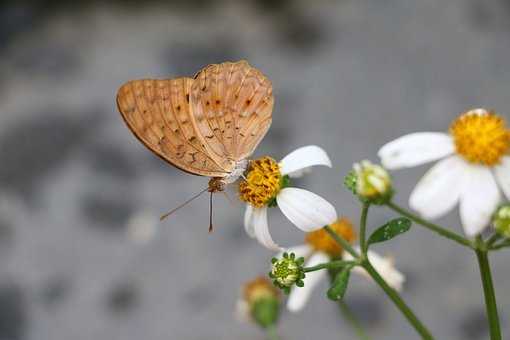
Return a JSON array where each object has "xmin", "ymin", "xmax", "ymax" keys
[
  {"xmin": 208, "ymin": 191, "xmax": 214, "ymax": 233},
  {"xmin": 160, "ymin": 187, "xmax": 209, "ymax": 221}
]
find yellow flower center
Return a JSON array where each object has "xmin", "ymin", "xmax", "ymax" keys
[
  {"xmin": 239, "ymin": 157, "xmax": 282, "ymax": 208},
  {"xmin": 305, "ymin": 218, "xmax": 357, "ymax": 258},
  {"xmin": 450, "ymin": 109, "xmax": 510, "ymax": 166},
  {"xmin": 243, "ymin": 277, "xmax": 279, "ymax": 305}
]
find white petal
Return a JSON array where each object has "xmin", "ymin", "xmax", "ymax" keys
[
  {"xmin": 378, "ymin": 132, "xmax": 454, "ymax": 170},
  {"xmin": 276, "ymin": 188, "xmax": 337, "ymax": 232},
  {"xmin": 278, "ymin": 244, "xmax": 313, "ymax": 259},
  {"xmin": 409, "ymin": 155, "xmax": 467, "ymax": 220},
  {"xmin": 243, "ymin": 205, "xmax": 256, "ymax": 238},
  {"xmin": 279, "ymin": 145, "xmax": 332, "ymax": 177},
  {"xmin": 460, "ymin": 165, "xmax": 501, "ymax": 237},
  {"xmin": 252, "ymin": 207, "xmax": 282, "ymax": 251},
  {"xmin": 495, "ymin": 156, "xmax": 510, "ymax": 200},
  {"xmin": 287, "ymin": 251, "xmax": 329, "ymax": 312},
  {"xmin": 349, "ymin": 247, "xmax": 405, "ymax": 292}
]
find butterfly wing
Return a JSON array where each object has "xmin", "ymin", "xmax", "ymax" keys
[
  {"xmin": 116, "ymin": 78, "xmax": 232, "ymax": 177},
  {"xmin": 191, "ymin": 61, "xmax": 274, "ymax": 161}
]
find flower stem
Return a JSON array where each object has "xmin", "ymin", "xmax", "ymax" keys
[
  {"xmin": 386, "ymin": 201, "xmax": 473, "ymax": 249},
  {"xmin": 362, "ymin": 259, "xmax": 434, "ymax": 340},
  {"xmin": 325, "ymin": 223, "xmax": 434, "ymax": 339},
  {"xmin": 490, "ymin": 239, "xmax": 510, "ymax": 250},
  {"xmin": 324, "ymin": 225, "xmax": 359, "ymax": 258},
  {"xmin": 337, "ymin": 300, "xmax": 372, "ymax": 340},
  {"xmin": 304, "ymin": 260, "xmax": 357, "ymax": 273},
  {"xmin": 266, "ymin": 325, "xmax": 280, "ymax": 340},
  {"xmin": 475, "ymin": 244, "xmax": 502, "ymax": 340},
  {"xmin": 359, "ymin": 202, "xmax": 370, "ymax": 254}
]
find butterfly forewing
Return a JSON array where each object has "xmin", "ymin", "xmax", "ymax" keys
[
  {"xmin": 116, "ymin": 60, "xmax": 273, "ymax": 178},
  {"xmin": 116, "ymin": 78, "xmax": 229, "ymax": 177},
  {"xmin": 192, "ymin": 61, "xmax": 274, "ymax": 160}
]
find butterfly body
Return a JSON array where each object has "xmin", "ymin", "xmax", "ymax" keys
[{"xmin": 116, "ymin": 61, "xmax": 273, "ymax": 193}]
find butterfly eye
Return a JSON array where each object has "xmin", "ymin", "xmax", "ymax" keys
[{"xmin": 216, "ymin": 100, "xmax": 221, "ymax": 105}]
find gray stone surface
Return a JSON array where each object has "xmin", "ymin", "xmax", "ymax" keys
[{"xmin": 0, "ymin": 1, "xmax": 509, "ymax": 339}]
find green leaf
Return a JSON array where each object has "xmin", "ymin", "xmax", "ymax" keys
[
  {"xmin": 367, "ymin": 217, "xmax": 411, "ymax": 246},
  {"xmin": 327, "ymin": 265, "xmax": 352, "ymax": 301}
]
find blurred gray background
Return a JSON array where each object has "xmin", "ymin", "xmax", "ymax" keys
[{"xmin": 0, "ymin": 0, "xmax": 509, "ymax": 339}]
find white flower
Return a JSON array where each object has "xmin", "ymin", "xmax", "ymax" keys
[
  {"xmin": 378, "ymin": 108, "xmax": 510, "ymax": 236},
  {"xmin": 241, "ymin": 145, "xmax": 337, "ymax": 250},
  {"xmin": 283, "ymin": 244, "xmax": 404, "ymax": 312}
]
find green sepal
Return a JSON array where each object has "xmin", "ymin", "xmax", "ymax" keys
[
  {"xmin": 343, "ymin": 171, "xmax": 357, "ymax": 194},
  {"xmin": 367, "ymin": 217, "xmax": 411, "ymax": 247},
  {"xmin": 251, "ymin": 298, "xmax": 280, "ymax": 329},
  {"xmin": 327, "ymin": 265, "xmax": 353, "ymax": 301}
]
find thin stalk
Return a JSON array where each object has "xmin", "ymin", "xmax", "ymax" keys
[
  {"xmin": 490, "ymin": 240, "xmax": 510, "ymax": 250},
  {"xmin": 475, "ymin": 246, "xmax": 502, "ymax": 340},
  {"xmin": 266, "ymin": 325, "xmax": 280, "ymax": 340},
  {"xmin": 362, "ymin": 260, "xmax": 434, "ymax": 340},
  {"xmin": 486, "ymin": 233, "xmax": 502, "ymax": 248},
  {"xmin": 359, "ymin": 203, "xmax": 370, "ymax": 254},
  {"xmin": 304, "ymin": 260, "xmax": 357, "ymax": 273},
  {"xmin": 386, "ymin": 201, "xmax": 473, "ymax": 248},
  {"xmin": 325, "ymin": 222, "xmax": 434, "ymax": 339},
  {"xmin": 324, "ymin": 225, "xmax": 359, "ymax": 258}
]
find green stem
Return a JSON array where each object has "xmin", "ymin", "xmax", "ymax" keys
[
  {"xmin": 266, "ymin": 325, "xmax": 280, "ymax": 340},
  {"xmin": 486, "ymin": 233, "xmax": 502, "ymax": 247},
  {"xmin": 362, "ymin": 260, "xmax": 434, "ymax": 340},
  {"xmin": 359, "ymin": 203, "xmax": 370, "ymax": 254},
  {"xmin": 324, "ymin": 225, "xmax": 359, "ymax": 258},
  {"xmin": 475, "ymin": 245, "xmax": 502, "ymax": 340},
  {"xmin": 338, "ymin": 300, "xmax": 371, "ymax": 340},
  {"xmin": 490, "ymin": 240, "xmax": 510, "ymax": 250},
  {"xmin": 325, "ymin": 223, "xmax": 433, "ymax": 339},
  {"xmin": 304, "ymin": 260, "xmax": 357, "ymax": 273},
  {"xmin": 386, "ymin": 201, "xmax": 473, "ymax": 249}
]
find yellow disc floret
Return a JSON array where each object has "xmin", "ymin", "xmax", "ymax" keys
[
  {"xmin": 239, "ymin": 157, "xmax": 282, "ymax": 208},
  {"xmin": 305, "ymin": 218, "xmax": 357, "ymax": 258},
  {"xmin": 450, "ymin": 109, "xmax": 510, "ymax": 166}
]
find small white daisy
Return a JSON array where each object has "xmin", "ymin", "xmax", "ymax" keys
[
  {"xmin": 282, "ymin": 219, "xmax": 405, "ymax": 312},
  {"xmin": 378, "ymin": 108, "xmax": 510, "ymax": 237},
  {"xmin": 240, "ymin": 145, "xmax": 337, "ymax": 250}
]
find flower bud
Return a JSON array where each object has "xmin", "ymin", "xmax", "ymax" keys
[
  {"xmin": 269, "ymin": 252, "xmax": 305, "ymax": 294},
  {"xmin": 493, "ymin": 204, "xmax": 510, "ymax": 238},
  {"xmin": 239, "ymin": 277, "xmax": 281, "ymax": 329},
  {"xmin": 352, "ymin": 160, "xmax": 393, "ymax": 203}
]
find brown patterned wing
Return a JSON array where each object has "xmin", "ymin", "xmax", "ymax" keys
[
  {"xmin": 191, "ymin": 61, "xmax": 274, "ymax": 161},
  {"xmin": 116, "ymin": 78, "xmax": 232, "ymax": 177}
]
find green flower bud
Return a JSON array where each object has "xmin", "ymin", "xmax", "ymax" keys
[
  {"xmin": 240, "ymin": 276, "xmax": 281, "ymax": 329},
  {"xmin": 269, "ymin": 252, "xmax": 305, "ymax": 294},
  {"xmin": 352, "ymin": 160, "xmax": 393, "ymax": 204},
  {"xmin": 494, "ymin": 204, "xmax": 510, "ymax": 238}
]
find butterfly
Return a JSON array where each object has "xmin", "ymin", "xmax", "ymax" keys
[{"xmin": 116, "ymin": 60, "xmax": 274, "ymax": 229}]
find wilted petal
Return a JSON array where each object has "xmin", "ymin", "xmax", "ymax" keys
[
  {"xmin": 460, "ymin": 165, "xmax": 501, "ymax": 237},
  {"xmin": 276, "ymin": 188, "xmax": 337, "ymax": 232},
  {"xmin": 409, "ymin": 155, "xmax": 466, "ymax": 220},
  {"xmin": 280, "ymin": 145, "xmax": 332, "ymax": 178},
  {"xmin": 252, "ymin": 207, "xmax": 282, "ymax": 251},
  {"xmin": 287, "ymin": 251, "xmax": 329, "ymax": 312},
  {"xmin": 378, "ymin": 132, "xmax": 454, "ymax": 170}
]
